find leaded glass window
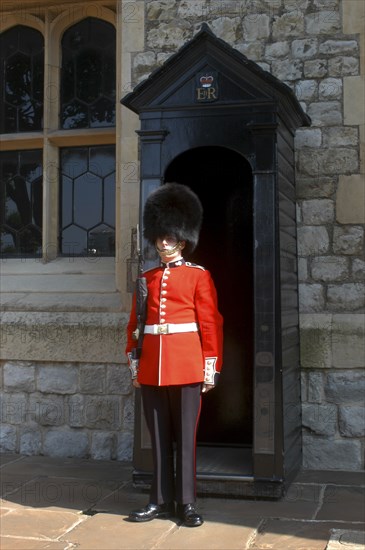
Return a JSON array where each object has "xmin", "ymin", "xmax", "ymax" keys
[
  {"xmin": 0, "ymin": 150, "xmax": 43, "ymax": 256},
  {"xmin": 59, "ymin": 145, "xmax": 115, "ymax": 256},
  {"xmin": 0, "ymin": 25, "xmax": 44, "ymax": 133},
  {"xmin": 61, "ymin": 18, "xmax": 116, "ymax": 129}
]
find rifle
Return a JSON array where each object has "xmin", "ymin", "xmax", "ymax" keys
[{"xmin": 131, "ymin": 225, "xmax": 148, "ymax": 361}]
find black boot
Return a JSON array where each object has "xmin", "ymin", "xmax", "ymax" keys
[
  {"xmin": 128, "ymin": 502, "xmax": 175, "ymax": 522},
  {"xmin": 177, "ymin": 503, "xmax": 204, "ymax": 527}
]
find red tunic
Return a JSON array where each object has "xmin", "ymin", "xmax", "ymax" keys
[{"xmin": 125, "ymin": 260, "xmax": 223, "ymax": 386}]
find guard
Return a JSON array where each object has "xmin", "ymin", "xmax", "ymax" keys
[{"xmin": 125, "ymin": 183, "xmax": 223, "ymax": 527}]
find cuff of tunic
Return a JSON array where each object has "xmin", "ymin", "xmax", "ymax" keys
[
  {"xmin": 204, "ymin": 357, "xmax": 218, "ymax": 385},
  {"xmin": 127, "ymin": 352, "xmax": 139, "ymax": 379}
]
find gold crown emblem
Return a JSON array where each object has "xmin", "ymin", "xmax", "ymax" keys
[{"xmin": 200, "ymin": 75, "xmax": 214, "ymax": 87}]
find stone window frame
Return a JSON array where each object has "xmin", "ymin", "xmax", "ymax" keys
[{"xmin": 0, "ymin": 2, "xmax": 128, "ymax": 294}]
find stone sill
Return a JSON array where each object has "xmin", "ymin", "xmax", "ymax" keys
[
  {"xmin": 0, "ymin": 310, "xmax": 128, "ymax": 363},
  {"xmin": 0, "ymin": 258, "xmax": 125, "ymax": 313}
]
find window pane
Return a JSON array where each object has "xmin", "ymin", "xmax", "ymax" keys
[
  {"xmin": 0, "ymin": 26, "xmax": 44, "ymax": 133},
  {"xmin": 0, "ymin": 150, "xmax": 43, "ymax": 256},
  {"xmin": 61, "ymin": 18, "xmax": 116, "ymax": 129},
  {"xmin": 60, "ymin": 146, "xmax": 115, "ymax": 256}
]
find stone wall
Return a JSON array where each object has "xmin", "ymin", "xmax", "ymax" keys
[
  {"xmin": 0, "ymin": 360, "xmax": 134, "ymax": 461},
  {"xmin": 0, "ymin": 262, "xmax": 133, "ymax": 460},
  {"xmin": 121, "ymin": 0, "xmax": 365, "ymax": 470}
]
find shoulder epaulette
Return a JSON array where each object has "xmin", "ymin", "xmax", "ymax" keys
[
  {"xmin": 185, "ymin": 262, "xmax": 205, "ymax": 271},
  {"xmin": 142, "ymin": 266, "xmax": 160, "ymax": 275}
]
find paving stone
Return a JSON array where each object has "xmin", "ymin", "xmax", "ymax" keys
[
  {"xmin": 2, "ymin": 476, "xmax": 122, "ymax": 513},
  {"xmin": 250, "ymin": 519, "xmax": 357, "ymax": 550},
  {"xmin": 0, "ymin": 473, "xmax": 39, "ymax": 498},
  {"xmin": 61, "ymin": 512, "xmax": 179, "ymax": 549},
  {"xmin": 327, "ymin": 529, "xmax": 365, "ymax": 550},
  {"xmin": 1, "ymin": 507, "xmax": 85, "ymax": 540},
  {"xmin": 294, "ymin": 469, "xmax": 365, "ymax": 486},
  {"xmin": 0, "ymin": 537, "xmax": 66, "ymax": 549},
  {"xmin": 199, "ymin": 489, "xmax": 319, "ymax": 520},
  {"xmin": 316, "ymin": 486, "xmax": 365, "ymax": 522},
  {"xmin": 157, "ymin": 519, "xmax": 254, "ymax": 549},
  {"xmin": 1, "ymin": 455, "xmax": 132, "ymax": 482}
]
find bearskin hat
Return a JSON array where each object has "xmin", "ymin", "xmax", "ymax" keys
[{"xmin": 143, "ymin": 183, "xmax": 203, "ymax": 255}]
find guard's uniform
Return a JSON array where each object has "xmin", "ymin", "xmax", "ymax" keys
[
  {"xmin": 126, "ymin": 259, "xmax": 223, "ymax": 386},
  {"xmin": 125, "ymin": 258, "xmax": 223, "ymax": 505}
]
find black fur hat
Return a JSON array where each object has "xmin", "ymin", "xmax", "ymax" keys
[{"xmin": 143, "ymin": 183, "xmax": 203, "ymax": 255}]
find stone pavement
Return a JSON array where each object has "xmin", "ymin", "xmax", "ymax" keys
[{"xmin": 0, "ymin": 453, "xmax": 364, "ymax": 550}]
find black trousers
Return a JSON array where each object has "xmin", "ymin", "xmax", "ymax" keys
[{"xmin": 141, "ymin": 383, "xmax": 202, "ymax": 505}]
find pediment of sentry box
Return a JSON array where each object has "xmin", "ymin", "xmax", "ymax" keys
[{"xmin": 121, "ymin": 24, "xmax": 309, "ymax": 129}]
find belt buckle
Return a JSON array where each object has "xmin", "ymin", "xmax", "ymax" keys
[{"xmin": 157, "ymin": 323, "xmax": 168, "ymax": 334}]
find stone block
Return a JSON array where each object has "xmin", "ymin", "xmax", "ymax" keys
[
  {"xmin": 117, "ymin": 431, "xmax": 133, "ymax": 461},
  {"xmin": 272, "ymin": 12, "xmax": 304, "ymax": 39},
  {"xmin": 322, "ymin": 126, "xmax": 358, "ymax": 147},
  {"xmin": 90, "ymin": 431, "xmax": 115, "ymax": 460},
  {"xmin": 27, "ymin": 393, "xmax": 65, "ymax": 426},
  {"xmin": 69, "ymin": 394, "xmax": 84, "ymax": 428},
  {"xmin": 43, "ymin": 429, "xmax": 89, "ymax": 458},
  {"xmin": 121, "ymin": 0, "xmax": 145, "ymax": 52},
  {"xmin": 0, "ymin": 424, "xmax": 17, "ymax": 452},
  {"xmin": 306, "ymin": 101, "xmax": 342, "ymax": 127},
  {"xmin": 106, "ymin": 364, "xmax": 132, "ymax": 395},
  {"xmin": 329, "ymin": 56, "xmax": 359, "ymax": 77},
  {"xmin": 147, "ymin": 0, "xmax": 178, "ymax": 21},
  {"xmin": 132, "ymin": 51, "xmax": 156, "ymax": 83},
  {"xmin": 211, "ymin": 17, "xmax": 242, "ymax": 43},
  {"xmin": 1, "ymin": 392, "xmax": 28, "ymax": 424},
  {"xmin": 319, "ymin": 78, "xmax": 342, "ymax": 100},
  {"xmin": 297, "ymin": 226, "xmax": 329, "ymax": 255},
  {"xmin": 235, "ymin": 42, "xmax": 263, "ymax": 61},
  {"xmin": 296, "ymin": 176, "xmax": 335, "ymax": 198},
  {"xmin": 304, "ymin": 59, "xmax": 328, "ymax": 78},
  {"xmin": 38, "ymin": 364, "xmax": 78, "ymax": 394},
  {"xmin": 327, "ymin": 283, "xmax": 365, "ymax": 311},
  {"xmin": 339, "ymin": 406, "xmax": 365, "ymax": 437},
  {"xmin": 20, "ymin": 428, "xmax": 42, "ymax": 455},
  {"xmin": 352, "ymin": 258, "xmax": 365, "ymax": 280},
  {"xmin": 69, "ymin": 395, "xmax": 122, "ymax": 430},
  {"xmin": 344, "ymin": 76, "xmax": 365, "ymax": 125},
  {"xmin": 265, "ymin": 41, "xmax": 290, "ymax": 59},
  {"xmin": 336, "ymin": 176, "xmax": 365, "ymax": 224},
  {"xmin": 177, "ymin": 0, "xmax": 206, "ymax": 18},
  {"xmin": 302, "ymin": 403, "xmax": 337, "ymax": 436},
  {"xmin": 271, "ymin": 58, "xmax": 302, "ymax": 81},
  {"xmin": 299, "ymin": 284, "xmax": 325, "ymax": 312},
  {"xmin": 0, "ymin": 311, "xmax": 127, "ymax": 364},
  {"xmin": 298, "ymin": 257, "xmax": 308, "ymax": 281},
  {"xmin": 147, "ymin": 21, "xmax": 191, "ymax": 50},
  {"xmin": 4, "ymin": 362, "xmax": 36, "ymax": 392},
  {"xmin": 291, "ymin": 38, "xmax": 318, "ymax": 59},
  {"xmin": 325, "ymin": 371, "xmax": 365, "ymax": 403},
  {"xmin": 333, "ymin": 225, "xmax": 364, "ymax": 255},
  {"xmin": 242, "ymin": 13, "xmax": 270, "ymax": 41},
  {"xmin": 311, "ymin": 256, "xmax": 348, "ymax": 282},
  {"xmin": 301, "ymin": 371, "xmax": 308, "ymax": 401},
  {"xmin": 79, "ymin": 365, "xmax": 106, "ymax": 394},
  {"xmin": 299, "ymin": 147, "xmax": 358, "ymax": 175},
  {"xmin": 294, "ymin": 127, "xmax": 321, "ymax": 147},
  {"xmin": 305, "ymin": 11, "xmax": 341, "ymax": 35},
  {"xmin": 319, "ymin": 40, "xmax": 358, "ymax": 55},
  {"xmin": 300, "ymin": 314, "xmax": 332, "ymax": 369},
  {"xmin": 302, "ymin": 199, "xmax": 334, "ymax": 224},
  {"xmin": 303, "ymin": 436, "xmax": 362, "ymax": 470},
  {"xmin": 331, "ymin": 314, "xmax": 365, "ymax": 369},
  {"xmin": 123, "ymin": 394, "xmax": 135, "ymax": 431},
  {"xmin": 307, "ymin": 371, "xmax": 323, "ymax": 403}
]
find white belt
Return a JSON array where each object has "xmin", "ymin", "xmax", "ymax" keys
[{"xmin": 144, "ymin": 322, "xmax": 198, "ymax": 335}]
